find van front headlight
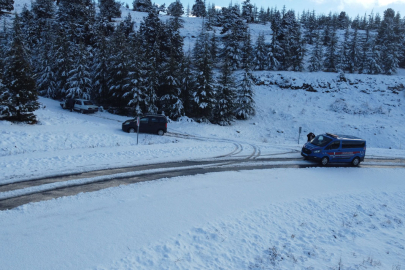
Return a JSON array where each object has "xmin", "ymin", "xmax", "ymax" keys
[{"xmin": 314, "ymin": 150, "xmax": 321, "ymax": 153}]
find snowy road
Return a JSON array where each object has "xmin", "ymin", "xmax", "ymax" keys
[{"xmin": 1, "ymin": 155, "xmax": 404, "ymax": 210}]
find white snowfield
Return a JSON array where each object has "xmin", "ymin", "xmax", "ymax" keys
[
  {"xmin": 1, "ymin": 3, "xmax": 405, "ymax": 270},
  {"xmin": 1, "ymin": 73, "xmax": 405, "ymax": 269}
]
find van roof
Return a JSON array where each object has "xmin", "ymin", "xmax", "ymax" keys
[{"xmin": 325, "ymin": 133, "xmax": 365, "ymax": 141}]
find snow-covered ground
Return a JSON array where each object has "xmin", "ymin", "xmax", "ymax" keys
[
  {"xmin": 1, "ymin": 2, "xmax": 405, "ymax": 270},
  {"xmin": 1, "ymin": 76, "xmax": 405, "ymax": 269}
]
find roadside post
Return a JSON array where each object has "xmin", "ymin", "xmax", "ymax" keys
[
  {"xmin": 298, "ymin": 127, "xmax": 302, "ymax": 144},
  {"xmin": 137, "ymin": 116, "xmax": 140, "ymax": 145}
]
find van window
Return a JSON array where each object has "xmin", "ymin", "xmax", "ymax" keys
[
  {"xmin": 151, "ymin": 117, "xmax": 159, "ymax": 123},
  {"xmin": 311, "ymin": 135, "xmax": 333, "ymax": 147},
  {"xmin": 140, "ymin": 117, "xmax": 149, "ymax": 124},
  {"xmin": 326, "ymin": 141, "xmax": 340, "ymax": 150},
  {"xmin": 342, "ymin": 141, "xmax": 365, "ymax": 148}
]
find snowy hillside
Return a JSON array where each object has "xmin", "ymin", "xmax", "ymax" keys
[{"xmin": 1, "ymin": 1, "xmax": 405, "ymax": 270}]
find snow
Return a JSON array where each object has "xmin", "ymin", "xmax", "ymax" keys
[{"xmin": 1, "ymin": 2, "xmax": 405, "ymax": 270}]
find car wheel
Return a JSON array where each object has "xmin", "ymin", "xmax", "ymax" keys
[
  {"xmin": 320, "ymin": 157, "xmax": 329, "ymax": 166},
  {"xmin": 352, "ymin": 157, "xmax": 360, "ymax": 166},
  {"xmin": 157, "ymin": 129, "xmax": 164, "ymax": 136},
  {"xmin": 129, "ymin": 128, "xmax": 135, "ymax": 133}
]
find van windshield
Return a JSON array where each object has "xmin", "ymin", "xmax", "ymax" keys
[{"xmin": 311, "ymin": 135, "xmax": 333, "ymax": 147}]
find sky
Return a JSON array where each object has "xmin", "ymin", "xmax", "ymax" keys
[{"xmin": 122, "ymin": 0, "xmax": 405, "ymax": 18}]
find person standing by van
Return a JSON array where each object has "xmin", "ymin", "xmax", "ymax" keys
[{"xmin": 307, "ymin": 132, "xmax": 315, "ymax": 142}]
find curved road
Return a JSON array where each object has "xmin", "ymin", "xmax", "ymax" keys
[{"xmin": 1, "ymin": 131, "xmax": 404, "ymax": 210}]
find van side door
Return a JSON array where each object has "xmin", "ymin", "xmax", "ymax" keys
[
  {"xmin": 139, "ymin": 117, "xmax": 150, "ymax": 133},
  {"xmin": 324, "ymin": 140, "xmax": 341, "ymax": 161}
]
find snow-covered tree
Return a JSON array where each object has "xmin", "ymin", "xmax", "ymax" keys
[
  {"xmin": 167, "ymin": 0, "xmax": 184, "ymax": 17},
  {"xmin": 99, "ymin": 0, "xmax": 121, "ymax": 22},
  {"xmin": 191, "ymin": 27, "xmax": 215, "ymax": 121},
  {"xmin": 252, "ymin": 32, "xmax": 268, "ymax": 70},
  {"xmin": 221, "ymin": 25, "xmax": 242, "ymax": 70},
  {"xmin": 376, "ymin": 8, "xmax": 401, "ymax": 74},
  {"xmin": 323, "ymin": 26, "xmax": 339, "ymax": 72},
  {"xmin": 347, "ymin": 26, "xmax": 361, "ymax": 73},
  {"xmin": 133, "ymin": 0, "xmax": 152, "ymax": 12},
  {"xmin": 36, "ymin": 22, "xmax": 57, "ymax": 98},
  {"xmin": 307, "ymin": 30, "xmax": 323, "ymax": 72},
  {"xmin": 213, "ymin": 56, "xmax": 236, "ymax": 126},
  {"xmin": 236, "ymin": 32, "xmax": 255, "ymax": 120},
  {"xmin": 65, "ymin": 43, "xmax": 92, "ymax": 100},
  {"xmin": 1, "ymin": 14, "xmax": 39, "ymax": 123},
  {"xmin": 191, "ymin": 0, "xmax": 206, "ymax": 18},
  {"xmin": 241, "ymin": 0, "xmax": 254, "ymax": 23},
  {"xmin": 0, "ymin": 0, "xmax": 14, "ymax": 17}
]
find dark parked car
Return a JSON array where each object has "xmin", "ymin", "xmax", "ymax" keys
[{"xmin": 122, "ymin": 114, "xmax": 167, "ymax": 135}]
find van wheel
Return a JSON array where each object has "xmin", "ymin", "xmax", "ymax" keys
[
  {"xmin": 157, "ymin": 129, "xmax": 164, "ymax": 136},
  {"xmin": 352, "ymin": 157, "xmax": 360, "ymax": 166},
  {"xmin": 129, "ymin": 128, "xmax": 135, "ymax": 133},
  {"xmin": 320, "ymin": 157, "xmax": 329, "ymax": 166}
]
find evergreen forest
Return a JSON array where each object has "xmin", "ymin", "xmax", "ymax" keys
[{"xmin": 0, "ymin": 0, "xmax": 404, "ymax": 124}]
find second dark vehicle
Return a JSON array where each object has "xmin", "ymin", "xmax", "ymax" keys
[{"xmin": 122, "ymin": 114, "xmax": 167, "ymax": 136}]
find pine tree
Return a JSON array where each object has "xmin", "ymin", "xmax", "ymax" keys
[
  {"xmin": 99, "ymin": 0, "xmax": 121, "ymax": 22},
  {"xmin": 31, "ymin": 0, "xmax": 55, "ymax": 39},
  {"xmin": 236, "ymin": 32, "xmax": 255, "ymax": 120},
  {"xmin": 160, "ymin": 46, "xmax": 184, "ymax": 120},
  {"xmin": 270, "ymin": 10, "xmax": 283, "ymax": 69},
  {"xmin": 132, "ymin": 0, "xmax": 152, "ymax": 12},
  {"xmin": 347, "ymin": 25, "xmax": 361, "ymax": 73},
  {"xmin": 221, "ymin": 25, "xmax": 242, "ymax": 70},
  {"xmin": 376, "ymin": 8, "xmax": 400, "ymax": 74},
  {"xmin": 57, "ymin": 0, "xmax": 96, "ymax": 45},
  {"xmin": 167, "ymin": 0, "xmax": 184, "ymax": 17},
  {"xmin": 253, "ymin": 32, "xmax": 268, "ymax": 70},
  {"xmin": 191, "ymin": 0, "xmax": 206, "ymax": 18},
  {"xmin": 123, "ymin": 33, "xmax": 145, "ymax": 116},
  {"xmin": 307, "ymin": 30, "xmax": 323, "ymax": 72},
  {"xmin": 52, "ymin": 26, "xmax": 72, "ymax": 99},
  {"xmin": 92, "ymin": 30, "xmax": 110, "ymax": 105},
  {"xmin": 323, "ymin": 26, "xmax": 339, "ymax": 72},
  {"xmin": 143, "ymin": 40, "xmax": 159, "ymax": 113},
  {"xmin": 1, "ymin": 14, "xmax": 39, "ymax": 123},
  {"xmin": 290, "ymin": 22, "xmax": 305, "ymax": 71},
  {"xmin": 213, "ymin": 57, "xmax": 236, "ymax": 126},
  {"xmin": 336, "ymin": 27, "xmax": 350, "ymax": 72},
  {"xmin": 241, "ymin": 0, "xmax": 254, "ymax": 23},
  {"xmin": 107, "ymin": 23, "xmax": 132, "ymax": 109},
  {"xmin": 180, "ymin": 51, "xmax": 195, "ymax": 117},
  {"xmin": 65, "ymin": 42, "xmax": 92, "ymax": 100},
  {"xmin": 367, "ymin": 39, "xmax": 382, "ymax": 74},
  {"xmin": 36, "ymin": 22, "xmax": 57, "ymax": 98},
  {"xmin": 192, "ymin": 27, "xmax": 215, "ymax": 121},
  {"xmin": 0, "ymin": 0, "xmax": 14, "ymax": 17}
]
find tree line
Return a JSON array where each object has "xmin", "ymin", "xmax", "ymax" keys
[
  {"xmin": 0, "ymin": 0, "xmax": 254, "ymax": 124},
  {"xmin": 0, "ymin": 0, "xmax": 404, "ymax": 124}
]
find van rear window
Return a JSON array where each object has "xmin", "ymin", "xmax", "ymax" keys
[{"xmin": 342, "ymin": 141, "xmax": 365, "ymax": 149}]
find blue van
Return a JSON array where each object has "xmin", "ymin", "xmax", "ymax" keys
[{"xmin": 301, "ymin": 133, "xmax": 366, "ymax": 166}]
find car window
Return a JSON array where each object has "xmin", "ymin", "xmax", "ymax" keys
[
  {"xmin": 311, "ymin": 135, "xmax": 333, "ymax": 147},
  {"xmin": 84, "ymin": 101, "xmax": 94, "ymax": 105},
  {"xmin": 75, "ymin": 100, "xmax": 81, "ymax": 105},
  {"xmin": 140, "ymin": 117, "xmax": 149, "ymax": 124}
]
